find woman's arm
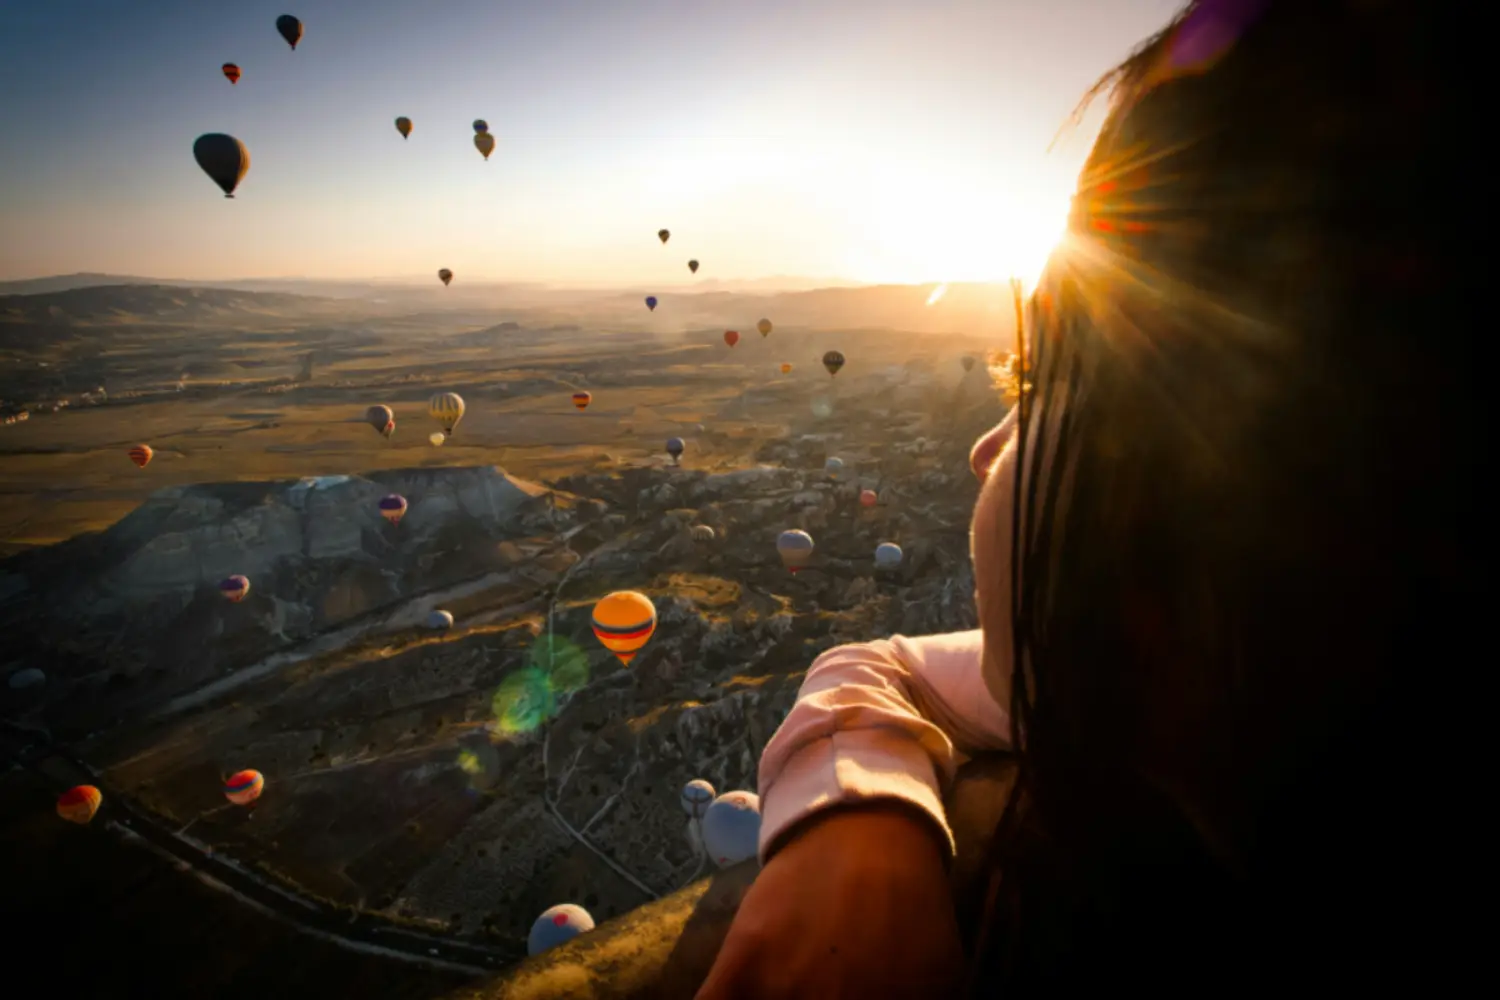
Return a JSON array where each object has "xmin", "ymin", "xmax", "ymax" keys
[{"xmin": 757, "ymin": 630, "xmax": 1011, "ymax": 863}]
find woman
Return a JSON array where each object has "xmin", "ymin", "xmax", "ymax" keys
[{"xmin": 698, "ymin": 1, "xmax": 1471, "ymax": 996}]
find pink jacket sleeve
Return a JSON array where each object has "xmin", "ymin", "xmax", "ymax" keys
[{"xmin": 756, "ymin": 405, "xmax": 1021, "ymax": 862}]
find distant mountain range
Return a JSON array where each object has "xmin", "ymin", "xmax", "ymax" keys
[{"xmin": 0, "ymin": 275, "xmax": 1021, "ymax": 343}]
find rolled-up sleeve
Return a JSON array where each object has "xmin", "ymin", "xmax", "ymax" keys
[{"xmin": 757, "ymin": 630, "xmax": 1011, "ymax": 863}]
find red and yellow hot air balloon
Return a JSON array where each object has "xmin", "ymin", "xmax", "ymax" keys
[
  {"xmin": 723, "ymin": 330, "xmax": 739, "ymax": 348},
  {"xmin": 224, "ymin": 769, "xmax": 264, "ymax": 806},
  {"xmin": 57, "ymin": 785, "xmax": 102, "ymax": 825},
  {"xmin": 222, "ymin": 63, "xmax": 241, "ymax": 85},
  {"xmin": 859, "ymin": 489, "xmax": 879, "ymax": 508},
  {"xmin": 571, "ymin": 391, "xmax": 592, "ymax": 411},
  {"xmin": 591, "ymin": 591, "xmax": 657, "ymax": 665},
  {"xmin": 128, "ymin": 444, "xmax": 154, "ymax": 469}
]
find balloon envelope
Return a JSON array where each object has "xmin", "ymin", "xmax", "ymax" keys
[
  {"xmin": 780, "ymin": 363, "xmax": 793, "ymax": 374},
  {"xmin": 657, "ymin": 229, "xmax": 670, "ymax": 244},
  {"xmin": 688, "ymin": 260, "xmax": 699, "ymax": 274},
  {"xmin": 378, "ymin": 494, "xmax": 408, "ymax": 525},
  {"xmin": 702, "ymin": 792, "xmax": 761, "ymax": 868},
  {"xmin": 193, "ymin": 133, "xmax": 250, "ymax": 198},
  {"xmin": 275, "ymin": 14, "xmax": 303, "ymax": 50},
  {"xmin": 438, "ymin": 268, "xmax": 453, "ymax": 286},
  {"xmin": 57, "ymin": 785, "xmax": 102, "ymax": 825},
  {"xmin": 645, "ymin": 296, "xmax": 658, "ymax": 311},
  {"xmin": 777, "ymin": 529, "xmax": 814, "ymax": 573},
  {"xmin": 429, "ymin": 432, "xmax": 445, "ymax": 447},
  {"xmin": 128, "ymin": 444, "xmax": 154, "ymax": 468},
  {"xmin": 681, "ymin": 779, "xmax": 716, "ymax": 818},
  {"xmin": 364, "ymin": 405, "xmax": 394, "ymax": 433},
  {"xmin": 222, "ymin": 63, "xmax": 241, "ymax": 84},
  {"xmin": 472, "ymin": 119, "xmax": 489, "ymax": 134},
  {"xmin": 8, "ymin": 667, "xmax": 45, "ymax": 691},
  {"xmin": 822, "ymin": 350, "xmax": 845, "ymax": 376},
  {"xmin": 665, "ymin": 437, "xmax": 684, "ymax": 459},
  {"xmin": 224, "ymin": 769, "xmax": 264, "ymax": 805},
  {"xmin": 591, "ymin": 591, "xmax": 657, "ymax": 665},
  {"xmin": 395, "ymin": 116, "xmax": 412, "ymax": 139},
  {"xmin": 474, "ymin": 133, "xmax": 495, "ymax": 160},
  {"xmin": 825, "ymin": 457, "xmax": 844, "ymax": 478},
  {"xmin": 859, "ymin": 489, "xmax": 878, "ymax": 508},
  {"xmin": 723, "ymin": 330, "xmax": 739, "ymax": 348},
  {"xmin": 528, "ymin": 905, "xmax": 595, "ymax": 956},
  {"xmin": 571, "ymin": 391, "xmax": 592, "ymax": 411},
  {"xmin": 875, "ymin": 542, "xmax": 903, "ymax": 569},
  {"xmin": 961, "ymin": 356, "xmax": 976, "ymax": 373},
  {"xmin": 757, "ymin": 319, "xmax": 772, "ymax": 337},
  {"xmin": 426, "ymin": 609, "xmax": 454, "ymax": 630},
  {"xmin": 428, "ymin": 392, "xmax": 465, "ymax": 435},
  {"xmin": 690, "ymin": 524, "xmax": 715, "ymax": 545},
  {"xmin": 219, "ymin": 575, "xmax": 250, "ymax": 602}
]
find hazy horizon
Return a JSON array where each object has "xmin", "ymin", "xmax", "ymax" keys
[{"xmin": 1, "ymin": 0, "xmax": 1181, "ymax": 287}]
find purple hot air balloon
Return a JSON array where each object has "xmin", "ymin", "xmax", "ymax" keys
[
  {"xmin": 378, "ymin": 494, "xmax": 408, "ymax": 526},
  {"xmin": 219, "ymin": 575, "xmax": 251, "ymax": 602},
  {"xmin": 645, "ymin": 296, "xmax": 658, "ymax": 312}
]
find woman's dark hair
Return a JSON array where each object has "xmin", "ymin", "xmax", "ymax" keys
[{"xmin": 969, "ymin": 0, "xmax": 1474, "ymax": 993}]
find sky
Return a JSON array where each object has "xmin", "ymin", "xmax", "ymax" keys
[{"xmin": 0, "ymin": 0, "xmax": 1181, "ymax": 288}]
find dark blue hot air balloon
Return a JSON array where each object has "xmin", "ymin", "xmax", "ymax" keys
[
  {"xmin": 645, "ymin": 296, "xmax": 658, "ymax": 312},
  {"xmin": 275, "ymin": 14, "xmax": 303, "ymax": 50},
  {"xmin": 665, "ymin": 437, "xmax": 684, "ymax": 464}
]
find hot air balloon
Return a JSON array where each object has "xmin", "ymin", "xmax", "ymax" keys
[
  {"xmin": 364, "ymin": 404, "xmax": 393, "ymax": 435},
  {"xmin": 645, "ymin": 296, "xmax": 658, "ymax": 312},
  {"xmin": 219, "ymin": 575, "xmax": 250, "ymax": 602},
  {"xmin": 128, "ymin": 444, "xmax": 153, "ymax": 469},
  {"xmin": 438, "ymin": 268, "xmax": 453, "ymax": 286},
  {"xmin": 275, "ymin": 14, "xmax": 303, "ymax": 50},
  {"xmin": 222, "ymin": 63, "xmax": 241, "ymax": 85},
  {"xmin": 428, "ymin": 432, "xmax": 445, "ymax": 447},
  {"xmin": 690, "ymin": 525, "xmax": 715, "ymax": 545},
  {"xmin": 825, "ymin": 457, "xmax": 844, "ymax": 479},
  {"xmin": 961, "ymin": 355, "xmax": 976, "ymax": 373},
  {"xmin": 57, "ymin": 785, "xmax": 102, "ymax": 825},
  {"xmin": 701, "ymin": 792, "xmax": 762, "ymax": 869},
  {"xmin": 426, "ymin": 609, "xmax": 454, "ymax": 630},
  {"xmin": 224, "ymin": 769, "xmax": 264, "ymax": 805},
  {"xmin": 193, "ymin": 133, "xmax": 250, "ymax": 198},
  {"xmin": 780, "ymin": 363, "xmax": 793, "ymax": 374},
  {"xmin": 681, "ymin": 779, "xmax": 715, "ymax": 819},
  {"xmin": 472, "ymin": 119, "xmax": 489, "ymax": 134},
  {"xmin": 571, "ymin": 391, "xmax": 592, "ymax": 411},
  {"xmin": 657, "ymin": 229, "xmax": 670, "ymax": 244},
  {"xmin": 665, "ymin": 437, "xmax": 684, "ymax": 465},
  {"xmin": 395, "ymin": 116, "xmax": 412, "ymax": 139},
  {"xmin": 688, "ymin": 260, "xmax": 699, "ymax": 274},
  {"xmin": 528, "ymin": 905, "xmax": 595, "ymax": 957},
  {"xmin": 428, "ymin": 392, "xmax": 465, "ymax": 436},
  {"xmin": 757, "ymin": 318, "xmax": 772, "ymax": 338},
  {"xmin": 378, "ymin": 494, "xmax": 407, "ymax": 525},
  {"xmin": 777, "ymin": 529, "xmax": 814, "ymax": 573},
  {"xmin": 474, "ymin": 133, "xmax": 495, "ymax": 160},
  {"xmin": 723, "ymin": 330, "xmax": 739, "ymax": 348},
  {"xmin": 859, "ymin": 489, "xmax": 878, "ymax": 508},
  {"xmin": 822, "ymin": 350, "xmax": 845, "ymax": 376},
  {"xmin": 875, "ymin": 542, "xmax": 904, "ymax": 570},
  {"xmin": 591, "ymin": 591, "xmax": 657, "ymax": 665}
]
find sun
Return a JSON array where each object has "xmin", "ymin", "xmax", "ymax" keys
[{"xmin": 835, "ymin": 160, "xmax": 1073, "ymax": 290}]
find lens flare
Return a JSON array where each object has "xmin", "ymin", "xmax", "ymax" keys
[{"xmin": 925, "ymin": 283, "xmax": 948, "ymax": 306}]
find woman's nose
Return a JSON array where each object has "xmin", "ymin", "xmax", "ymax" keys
[{"xmin": 970, "ymin": 420, "xmax": 1007, "ymax": 482}]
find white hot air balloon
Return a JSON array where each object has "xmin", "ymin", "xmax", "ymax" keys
[
  {"xmin": 528, "ymin": 904, "xmax": 595, "ymax": 956},
  {"xmin": 701, "ymin": 791, "xmax": 762, "ymax": 869},
  {"xmin": 680, "ymin": 779, "xmax": 716, "ymax": 819},
  {"xmin": 874, "ymin": 542, "xmax": 904, "ymax": 570}
]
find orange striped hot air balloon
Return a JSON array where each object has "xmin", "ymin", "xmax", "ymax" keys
[
  {"xmin": 222, "ymin": 63, "xmax": 241, "ymax": 84},
  {"xmin": 591, "ymin": 591, "xmax": 657, "ymax": 665},
  {"xmin": 224, "ymin": 769, "xmax": 264, "ymax": 806},
  {"xmin": 57, "ymin": 785, "xmax": 102, "ymax": 825},
  {"xmin": 128, "ymin": 444, "xmax": 153, "ymax": 468},
  {"xmin": 571, "ymin": 391, "xmax": 592, "ymax": 411}
]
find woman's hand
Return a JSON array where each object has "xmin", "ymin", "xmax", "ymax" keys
[{"xmin": 695, "ymin": 800, "xmax": 965, "ymax": 1000}]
